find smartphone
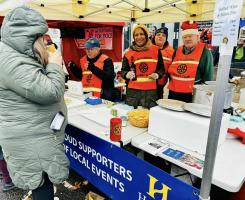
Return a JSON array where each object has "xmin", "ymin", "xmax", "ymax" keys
[{"xmin": 50, "ymin": 112, "xmax": 65, "ymax": 131}]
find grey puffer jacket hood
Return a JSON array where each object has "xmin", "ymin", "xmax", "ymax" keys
[
  {"xmin": 0, "ymin": 7, "xmax": 69, "ymax": 190},
  {"xmin": 1, "ymin": 6, "xmax": 48, "ymax": 58}
]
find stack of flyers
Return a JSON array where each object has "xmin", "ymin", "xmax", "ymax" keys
[
  {"xmin": 139, "ymin": 138, "xmax": 170, "ymax": 155},
  {"xmin": 163, "ymin": 148, "xmax": 204, "ymax": 170},
  {"xmin": 179, "ymin": 154, "xmax": 204, "ymax": 170}
]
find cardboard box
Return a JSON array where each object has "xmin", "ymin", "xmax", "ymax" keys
[{"xmin": 85, "ymin": 191, "xmax": 105, "ymax": 200}]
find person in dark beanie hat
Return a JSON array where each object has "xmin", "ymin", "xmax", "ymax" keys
[
  {"xmin": 167, "ymin": 20, "xmax": 214, "ymax": 102},
  {"xmin": 121, "ymin": 24, "xmax": 164, "ymax": 108},
  {"xmin": 155, "ymin": 27, "xmax": 168, "ymax": 40},
  {"xmin": 80, "ymin": 37, "xmax": 115, "ymax": 101},
  {"xmin": 152, "ymin": 27, "xmax": 174, "ymax": 99}
]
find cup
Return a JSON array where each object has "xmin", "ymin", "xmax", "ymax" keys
[
  {"xmin": 47, "ymin": 44, "xmax": 56, "ymax": 53},
  {"xmin": 67, "ymin": 80, "xmax": 83, "ymax": 96},
  {"xmin": 110, "ymin": 118, "xmax": 122, "ymax": 142},
  {"xmin": 120, "ymin": 116, "xmax": 128, "ymax": 127},
  {"xmin": 111, "ymin": 108, "xmax": 118, "ymax": 117}
]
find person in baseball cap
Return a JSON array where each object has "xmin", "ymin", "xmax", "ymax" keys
[
  {"xmin": 85, "ymin": 37, "xmax": 100, "ymax": 49},
  {"xmin": 80, "ymin": 37, "xmax": 115, "ymax": 101},
  {"xmin": 167, "ymin": 20, "xmax": 214, "ymax": 103}
]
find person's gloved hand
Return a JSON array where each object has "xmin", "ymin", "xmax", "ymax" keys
[
  {"xmin": 126, "ymin": 71, "xmax": 136, "ymax": 80},
  {"xmin": 88, "ymin": 62, "xmax": 95, "ymax": 71},
  {"xmin": 148, "ymin": 73, "xmax": 159, "ymax": 80},
  {"xmin": 48, "ymin": 51, "xmax": 62, "ymax": 66}
]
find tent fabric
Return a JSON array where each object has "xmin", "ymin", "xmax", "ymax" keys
[
  {"xmin": 0, "ymin": 15, "xmax": 124, "ymax": 62},
  {"xmin": 0, "ymin": 0, "xmax": 244, "ymax": 23}
]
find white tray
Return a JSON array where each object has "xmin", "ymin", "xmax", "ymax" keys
[{"xmin": 184, "ymin": 103, "xmax": 212, "ymax": 117}]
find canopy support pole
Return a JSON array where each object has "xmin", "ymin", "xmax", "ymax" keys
[{"xmin": 199, "ymin": 48, "xmax": 232, "ymax": 199}]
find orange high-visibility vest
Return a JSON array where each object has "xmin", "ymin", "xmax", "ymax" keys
[
  {"xmin": 158, "ymin": 45, "xmax": 174, "ymax": 85},
  {"xmin": 125, "ymin": 45, "xmax": 159, "ymax": 90},
  {"xmin": 168, "ymin": 42, "xmax": 205, "ymax": 93},
  {"xmin": 80, "ymin": 54, "xmax": 108, "ymax": 98}
]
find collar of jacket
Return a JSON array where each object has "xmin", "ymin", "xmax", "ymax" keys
[
  {"xmin": 130, "ymin": 39, "xmax": 152, "ymax": 52},
  {"xmin": 183, "ymin": 45, "xmax": 196, "ymax": 55},
  {"xmin": 87, "ymin": 51, "xmax": 102, "ymax": 63}
]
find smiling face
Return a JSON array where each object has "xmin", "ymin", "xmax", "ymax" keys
[
  {"xmin": 182, "ymin": 34, "xmax": 199, "ymax": 49},
  {"xmin": 134, "ymin": 28, "xmax": 147, "ymax": 47},
  {"xmin": 154, "ymin": 32, "xmax": 166, "ymax": 48}
]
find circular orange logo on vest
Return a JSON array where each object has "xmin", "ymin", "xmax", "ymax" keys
[
  {"xmin": 139, "ymin": 62, "xmax": 148, "ymax": 73},
  {"xmin": 177, "ymin": 64, "xmax": 187, "ymax": 74},
  {"xmin": 86, "ymin": 74, "xmax": 92, "ymax": 83}
]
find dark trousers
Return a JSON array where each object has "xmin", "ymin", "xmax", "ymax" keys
[
  {"xmin": 168, "ymin": 90, "xmax": 192, "ymax": 103},
  {"xmin": 157, "ymin": 85, "xmax": 164, "ymax": 99},
  {"xmin": 0, "ymin": 159, "xmax": 12, "ymax": 184},
  {"xmin": 32, "ymin": 173, "xmax": 54, "ymax": 200}
]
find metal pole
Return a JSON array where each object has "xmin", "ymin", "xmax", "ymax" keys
[
  {"xmin": 199, "ymin": 47, "xmax": 232, "ymax": 200},
  {"xmin": 145, "ymin": 0, "xmax": 148, "ymax": 9},
  {"xmin": 130, "ymin": 23, "xmax": 134, "ymax": 44}
]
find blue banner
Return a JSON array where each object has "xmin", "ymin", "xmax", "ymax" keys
[
  {"xmin": 64, "ymin": 124, "xmax": 199, "ymax": 200},
  {"xmin": 240, "ymin": 19, "xmax": 245, "ymax": 27}
]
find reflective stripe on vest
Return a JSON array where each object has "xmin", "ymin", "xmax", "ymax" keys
[
  {"xmin": 171, "ymin": 76, "xmax": 195, "ymax": 81},
  {"xmin": 158, "ymin": 45, "xmax": 174, "ymax": 85},
  {"xmin": 135, "ymin": 77, "xmax": 156, "ymax": 82},
  {"xmin": 80, "ymin": 54, "xmax": 108, "ymax": 97},
  {"xmin": 171, "ymin": 60, "xmax": 199, "ymax": 65},
  {"xmin": 168, "ymin": 43, "xmax": 205, "ymax": 93},
  {"xmin": 125, "ymin": 45, "xmax": 159, "ymax": 90},
  {"xmin": 83, "ymin": 71, "xmax": 92, "ymax": 75},
  {"xmin": 134, "ymin": 59, "xmax": 158, "ymax": 64},
  {"xmin": 162, "ymin": 57, "xmax": 172, "ymax": 61},
  {"xmin": 83, "ymin": 87, "xmax": 101, "ymax": 92}
]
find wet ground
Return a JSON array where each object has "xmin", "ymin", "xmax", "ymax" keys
[
  {"xmin": 0, "ymin": 166, "xmax": 238, "ymax": 200},
  {"xmin": 0, "ymin": 169, "xmax": 109, "ymax": 200}
]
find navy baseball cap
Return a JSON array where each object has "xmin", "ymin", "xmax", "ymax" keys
[{"xmin": 85, "ymin": 37, "xmax": 100, "ymax": 48}]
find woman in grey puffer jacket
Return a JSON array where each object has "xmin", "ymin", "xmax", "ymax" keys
[{"xmin": 0, "ymin": 7, "xmax": 69, "ymax": 200}]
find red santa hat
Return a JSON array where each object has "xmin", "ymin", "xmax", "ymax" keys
[{"xmin": 181, "ymin": 20, "xmax": 199, "ymax": 36}]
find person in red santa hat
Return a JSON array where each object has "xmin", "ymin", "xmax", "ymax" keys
[{"xmin": 167, "ymin": 20, "xmax": 214, "ymax": 102}]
